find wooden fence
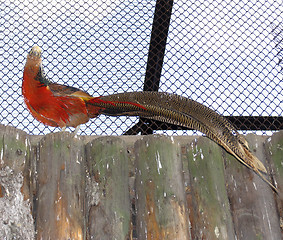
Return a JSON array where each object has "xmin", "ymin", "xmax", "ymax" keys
[{"xmin": 0, "ymin": 124, "xmax": 282, "ymax": 239}]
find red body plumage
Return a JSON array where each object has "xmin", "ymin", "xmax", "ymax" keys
[{"xmin": 22, "ymin": 46, "xmax": 102, "ymax": 128}]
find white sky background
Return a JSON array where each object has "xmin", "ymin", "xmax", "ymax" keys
[
  {"xmin": 161, "ymin": 0, "xmax": 282, "ymax": 114},
  {"xmin": 0, "ymin": 0, "xmax": 282, "ymax": 135}
]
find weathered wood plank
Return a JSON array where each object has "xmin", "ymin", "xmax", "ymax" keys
[
  {"xmin": 134, "ymin": 135, "xmax": 190, "ymax": 240},
  {"xmin": 0, "ymin": 124, "xmax": 33, "ymax": 200},
  {"xmin": 35, "ymin": 132, "xmax": 86, "ymax": 240},
  {"xmin": 264, "ymin": 131, "xmax": 283, "ymax": 233},
  {"xmin": 0, "ymin": 124, "xmax": 34, "ymax": 239},
  {"xmin": 224, "ymin": 134, "xmax": 281, "ymax": 239},
  {"xmin": 85, "ymin": 136, "xmax": 131, "ymax": 240},
  {"xmin": 185, "ymin": 137, "xmax": 234, "ymax": 239},
  {"xmin": 0, "ymin": 123, "xmax": 282, "ymax": 239}
]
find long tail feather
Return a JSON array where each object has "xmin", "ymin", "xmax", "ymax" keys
[{"xmin": 87, "ymin": 91, "xmax": 276, "ymax": 192}]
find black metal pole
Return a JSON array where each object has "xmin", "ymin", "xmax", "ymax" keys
[
  {"xmin": 143, "ymin": 0, "xmax": 174, "ymax": 92},
  {"xmin": 124, "ymin": 116, "xmax": 283, "ymax": 135},
  {"xmin": 126, "ymin": 0, "xmax": 174, "ymax": 135}
]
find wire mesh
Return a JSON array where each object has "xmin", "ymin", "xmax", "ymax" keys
[{"xmin": 0, "ymin": 0, "xmax": 282, "ymax": 136}]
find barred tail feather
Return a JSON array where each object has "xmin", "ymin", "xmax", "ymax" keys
[{"xmin": 88, "ymin": 91, "xmax": 276, "ymax": 191}]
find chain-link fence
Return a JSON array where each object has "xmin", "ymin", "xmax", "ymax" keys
[{"xmin": 1, "ymin": 0, "xmax": 282, "ymax": 136}]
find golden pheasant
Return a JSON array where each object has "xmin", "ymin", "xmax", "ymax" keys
[{"xmin": 22, "ymin": 46, "xmax": 276, "ymax": 191}]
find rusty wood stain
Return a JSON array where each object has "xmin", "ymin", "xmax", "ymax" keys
[
  {"xmin": 135, "ymin": 135, "xmax": 190, "ymax": 240},
  {"xmin": 54, "ymin": 183, "xmax": 83, "ymax": 240},
  {"xmin": 145, "ymin": 180, "xmax": 162, "ymax": 239},
  {"xmin": 35, "ymin": 132, "xmax": 85, "ymax": 240},
  {"xmin": 145, "ymin": 179, "xmax": 189, "ymax": 240}
]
